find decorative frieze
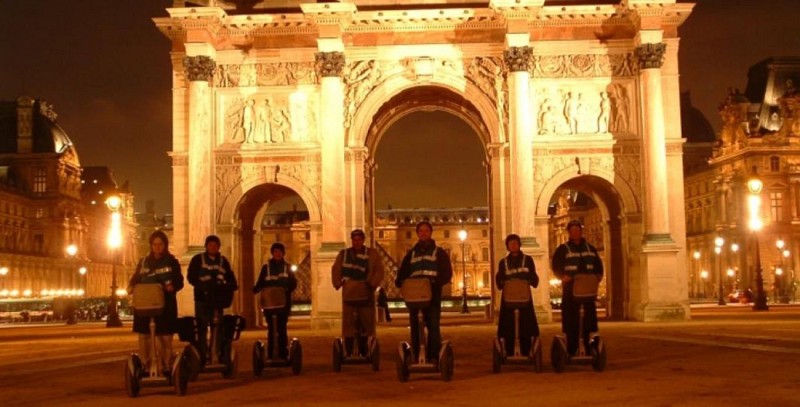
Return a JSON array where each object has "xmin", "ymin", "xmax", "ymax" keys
[{"xmin": 530, "ymin": 53, "xmax": 636, "ymax": 78}]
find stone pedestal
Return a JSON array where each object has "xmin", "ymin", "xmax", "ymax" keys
[
  {"xmin": 636, "ymin": 242, "xmax": 690, "ymax": 321},
  {"xmin": 312, "ymin": 243, "xmax": 344, "ymax": 331}
]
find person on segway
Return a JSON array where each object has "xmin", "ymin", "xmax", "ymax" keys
[
  {"xmin": 127, "ymin": 231, "xmax": 184, "ymax": 376},
  {"xmin": 551, "ymin": 220, "xmax": 604, "ymax": 356},
  {"xmin": 253, "ymin": 243, "xmax": 297, "ymax": 360},
  {"xmin": 395, "ymin": 221, "xmax": 452, "ymax": 363},
  {"xmin": 496, "ymin": 233, "xmax": 540, "ymax": 357},
  {"xmin": 332, "ymin": 229, "xmax": 385, "ymax": 357},
  {"xmin": 187, "ymin": 235, "xmax": 238, "ymax": 365}
]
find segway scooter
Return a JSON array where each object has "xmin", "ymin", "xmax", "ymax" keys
[
  {"xmin": 124, "ymin": 283, "xmax": 189, "ymax": 397},
  {"xmin": 492, "ymin": 279, "xmax": 543, "ymax": 373},
  {"xmin": 252, "ymin": 286, "xmax": 302, "ymax": 376},
  {"xmin": 395, "ymin": 277, "xmax": 454, "ymax": 382},
  {"xmin": 182, "ymin": 309, "xmax": 245, "ymax": 381},
  {"xmin": 332, "ymin": 280, "xmax": 380, "ymax": 372},
  {"xmin": 551, "ymin": 275, "xmax": 606, "ymax": 373}
]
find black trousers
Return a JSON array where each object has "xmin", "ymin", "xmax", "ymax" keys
[
  {"xmin": 497, "ymin": 302, "xmax": 540, "ymax": 356},
  {"xmin": 408, "ymin": 305, "xmax": 441, "ymax": 361},
  {"xmin": 263, "ymin": 310, "xmax": 290, "ymax": 359},
  {"xmin": 194, "ymin": 301, "xmax": 223, "ymax": 363},
  {"xmin": 560, "ymin": 292, "xmax": 599, "ymax": 355}
]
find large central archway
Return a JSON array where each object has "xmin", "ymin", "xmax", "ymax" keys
[{"xmin": 359, "ymin": 85, "xmax": 497, "ymax": 307}]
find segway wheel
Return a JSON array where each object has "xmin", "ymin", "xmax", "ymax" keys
[
  {"xmin": 173, "ymin": 353, "xmax": 188, "ymax": 396},
  {"xmin": 439, "ymin": 344, "xmax": 454, "ymax": 382},
  {"xmin": 370, "ymin": 337, "xmax": 380, "ymax": 372},
  {"xmin": 290, "ymin": 340, "xmax": 303, "ymax": 375},
  {"xmin": 492, "ymin": 339, "xmax": 502, "ymax": 374},
  {"xmin": 395, "ymin": 343, "xmax": 410, "ymax": 383},
  {"xmin": 332, "ymin": 338, "xmax": 343, "ymax": 373},
  {"xmin": 222, "ymin": 345, "xmax": 238, "ymax": 379},
  {"xmin": 124, "ymin": 354, "xmax": 141, "ymax": 398},
  {"xmin": 591, "ymin": 338, "xmax": 607, "ymax": 372},
  {"xmin": 531, "ymin": 337, "xmax": 543, "ymax": 373},
  {"xmin": 252, "ymin": 341, "xmax": 265, "ymax": 377},
  {"xmin": 551, "ymin": 337, "xmax": 567, "ymax": 374},
  {"xmin": 183, "ymin": 344, "xmax": 201, "ymax": 382}
]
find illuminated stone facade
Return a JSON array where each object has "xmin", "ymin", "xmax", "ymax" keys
[
  {"xmin": 157, "ymin": 0, "xmax": 694, "ymax": 326},
  {"xmin": 684, "ymin": 57, "xmax": 800, "ymax": 303}
]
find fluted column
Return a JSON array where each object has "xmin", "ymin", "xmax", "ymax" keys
[
  {"xmin": 505, "ymin": 46, "xmax": 535, "ymax": 240},
  {"xmin": 183, "ymin": 55, "xmax": 215, "ymax": 248},
  {"xmin": 636, "ymin": 42, "xmax": 673, "ymax": 242}
]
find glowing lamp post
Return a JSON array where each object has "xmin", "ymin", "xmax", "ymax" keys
[
  {"xmin": 692, "ymin": 251, "xmax": 701, "ymax": 298},
  {"xmin": 748, "ymin": 173, "xmax": 769, "ymax": 311},
  {"xmin": 700, "ymin": 270, "xmax": 709, "ymax": 297},
  {"xmin": 714, "ymin": 237, "xmax": 726, "ymax": 306},
  {"xmin": 458, "ymin": 229, "xmax": 469, "ymax": 314},
  {"xmin": 106, "ymin": 195, "xmax": 124, "ymax": 327}
]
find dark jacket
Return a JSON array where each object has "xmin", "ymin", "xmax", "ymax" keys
[
  {"xmin": 128, "ymin": 253, "xmax": 184, "ymax": 335},
  {"xmin": 496, "ymin": 251, "xmax": 539, "ymax": 289},
  {"xmin": 395, "ymin": 239, "xmax": 453, "ymax": 304},
  {"xmin": 253, "ymin": 259, "xmax": 298, "ymax": 311},
  {"xmin": 187, "ymin": 252, "xmax": 238, "ymax": 303}
]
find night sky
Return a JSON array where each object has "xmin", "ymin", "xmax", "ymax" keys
[{"xmin": 1, "ymin": 0, "xmax": 799, "ymax": 214}]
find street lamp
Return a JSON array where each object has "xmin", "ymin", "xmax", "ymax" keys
[
  {"xmin": 715, "ymin": 237, "xmax": 726, "ymax": 305},
  {"xmin": 105, "ymin": 195, "xmax": 124, "ymax": 327},
  {"xmin": 748, "ymin": 171, "xmax": 769, "ymax": 311},
  {"xmin": 692, "ymin": 251, "xmax": 701, "ymax": 298},
  {"xmin": 700, "ymin": 270, "xmax": 709, "ymax": 297},
  {"xmin": 458, "ymin": 229, "xmax": 469, "ymax": 314},
  {"xmin": 79, "ymin": 266, "xmax": 87, "ymax": 296}
]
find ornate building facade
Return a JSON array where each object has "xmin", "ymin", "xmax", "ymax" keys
[
  {"xmin": 684, "ymin": 57, "xmax": 800, "ymax": 303},
  {"xmin": 157, "ymin": 0, "xmax": 694, "ymax": 327},
  {"xmin": 0, "ymin": 97, "xmax": 138, "ymax": 306}
]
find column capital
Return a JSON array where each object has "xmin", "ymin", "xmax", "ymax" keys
[
  {"xmin": 183, "ymin": 55, "xmax": 216, "ymax": 82},
  {"xmin": 504, "ymin": 46, "xmax": 533, "ymax": 72},
  {"xmin": 634, "ymin": 43, "xmax": 666, "ymax": 70},
  {"xmin": 315, "ymin": 51, "xmax": 346, "ymax": 78}
]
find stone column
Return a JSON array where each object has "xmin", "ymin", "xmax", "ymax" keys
[
  {"xmin": 312, "ymin": 51, "xmax": 347, "ymax": 330},
  {"xmin": 636, "ymin": 42, "xmax": 673, "ymax": 243},
  {"xmin": 183, "ymin": 54, "xmax": 216, "ymax": 248},
  {"xmin": 180, "ymin": 53, "xmax": 215, "ymax": 316},
  {"xmin": 505, "ymin": 46, "xmax": 536, "ymax": 240},
  {"xmin": 790, "ymin": 179, "xmax": 800, "ymax": 221}
]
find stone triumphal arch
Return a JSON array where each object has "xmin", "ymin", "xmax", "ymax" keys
[{"xmin": 156, "ymin": 0, "xmax": 694, "ymax": 327}]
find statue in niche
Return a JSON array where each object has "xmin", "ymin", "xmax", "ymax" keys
[
  {"xmin": 598, "ymin": 92, "xmax": 611, "ymax": 133},
  {"xmin": 225, "ymin": 98, "xmax": 246, "ymax": 144},
  {"xmin": 538, "ymin": 98, "xmax": 558, "ymax": 135},
  {"xmin": 271, "ymin": 107, "xmax": 291, "ymax": 143},
  {"xmin": 610, "ymin": 86, "xmax": 629, "ymax": 133},
  {"xmin": 564, "ymin": 92, "xmax": 582, "ymax": 134},
  {"xmin": 243, "ymin": 99, "xmax": 256, "ymax": 143},
  {"xmin": 557, "ymin": 190, "xmax": 571, "ymax": 216},
  {"xmin": 254, "ymin": 99, "xmax": 272, "ymax": 143}
]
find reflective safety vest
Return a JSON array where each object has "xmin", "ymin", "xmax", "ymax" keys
[
  {"xmin": 262, "ymin": 262, "xmax": 290, "ymax": 287},
  {"xmin": 138, "ymin": 257, "xmax": 174, "ymax": 284},
  {"xmin": 341, "ymin": 249, "xmax": 369, "ymax": 281},
  {"xmin": 198, "ymin": 254, "xmax": 225, "ymax": 283},
  {"xmin": 409, "ymin": 246, "xmax": 440, "ymax": 279},
  {"xmin": 563, "ymin": 241, "xmax": 598, "ymax": 276},
  {"xmin": 504, "ymin": 255, "xmax": 532, "ymax": 280}
]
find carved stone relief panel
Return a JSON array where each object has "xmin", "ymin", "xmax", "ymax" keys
[
  {"xmin": 218, "ymin": 90, "xmax": 318, "ymax": 146},
  {"xmin": 533, "ymin": 81, "xmax": 635, "ymax": 136},
  {"xmin": 464, "ymin": 56, "xmax": 508, "ymax": 139},
  {"xmin": 343, "ymin": 60, "xmax": 386, "ymax": 129},
  {"xmin": 214, "ymin": 62, "xmax": 318, "ymax": 88},
  {"xmin": 530, "ymin": 53, "xmax": 636, "ymax": 79}
]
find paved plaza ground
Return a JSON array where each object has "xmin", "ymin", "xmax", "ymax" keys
[{"xmin": 0, "ymin": 305, "xmax": 798, "ymax": 407}]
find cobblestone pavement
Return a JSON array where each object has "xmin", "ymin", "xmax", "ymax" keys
[{"xmin": 1, "ymin": 306, "xmax": 798, "ymax": 407}]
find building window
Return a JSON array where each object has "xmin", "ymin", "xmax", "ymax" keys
[
  {"xmin": 481, "ymin": 247, "xmax": 489, "ymax": 262},
  {"xmin": 770, "ymin": 192, "xmax": 783, "ymax": 222},
  {"xmin": 405, "ymin": 231, "xmax": 412, "ymax": 239},
  {"xmin": 482, "ymin": 229, "xmax": 488, "ymax": 238},
  {"xmin": 378, "ymin": 230, "xmax": 384, "ymax": 239},
  {"xmin": 770, "ymin": 156, "xmax": 780, "ymax": 172},
  {"xmin": 444, "ymin": 230, "xmax": 450, "ymax": 239},
  {"xmin": 33, "ymin": 168, "xmax": 46, "ymax": 194},
  {"xmin": 35, "ymin": 208, "xmax": 44, "ymax": 219},
  {"xmin": 304, "ymin": 232, "xmax": 310, "ymax": 241},
  {"xmin": 483, "ymin": 272, "xmax": 490, "ymax": 288}
]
